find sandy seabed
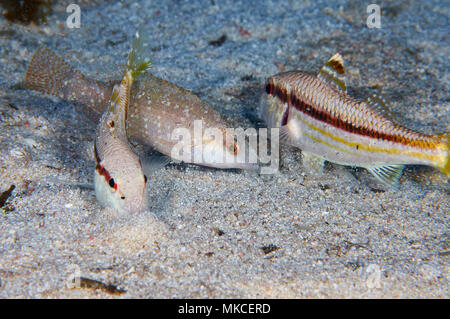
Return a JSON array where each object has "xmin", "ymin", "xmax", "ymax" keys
[{"xmin": 0, "ymin": 0, "xmax": 448, "ymax": 298}]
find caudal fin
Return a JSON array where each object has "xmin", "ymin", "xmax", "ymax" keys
[
  {"xmin": 436, "ymin": 133, "xmax": 449, "ymax": 176},
  {"xmin": 25, "ymin": 47, "xmax": 80, "ymax": 96},
  {"xmin": 24, "ymin": 47, "xmax": 112, "ymax": 118}
]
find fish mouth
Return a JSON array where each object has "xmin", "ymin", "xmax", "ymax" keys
[{"xmin": 115, "ymin": 190, "xmax": 147, "ymax": 214}]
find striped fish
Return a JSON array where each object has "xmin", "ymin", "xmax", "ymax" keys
[{"xmin": 260, "ymin": 53, "xmax": 449, "ymax": 187}]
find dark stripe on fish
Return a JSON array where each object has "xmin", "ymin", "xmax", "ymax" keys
[
  {"xmin": 265, "ymin": 81, "xmax": 434, "ymax": 149},
  {"xmin": 94, "ymin": 144, "xmax": 117, "ymax": 190},
  {"xmin": 94, "ymin": 143, "xmax": 101, "ymax": 164}
]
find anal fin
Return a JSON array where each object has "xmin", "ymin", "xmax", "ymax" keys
[{"xmin": 366, "ymin": 165, "xmax": 404, "ymax": 188}]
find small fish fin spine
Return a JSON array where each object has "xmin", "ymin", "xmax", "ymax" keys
[
  {"xmin": 114, "ymin": 77, "xmax": 130, "ymax": 129},
  {"xmin": 108, "ymin": 84, "xmax": 121, "ymax": 115},
  {"xmin": 110, "ymin": 84, "xmax": 120, "ymax": 105},
  {"xmin": 126, "ymin": 31, "xmax": 152, "ymax": 83},
  {"xmin": 141, "ymin": 154, "xmax": 171, "ymax": 176},
  {"xmin": 435, "ymin": 132, "xmax": 449, "ymax": 176},
  {"xmin": 318, "ymin": 53, "xmax": 347, "ymax": 93}
]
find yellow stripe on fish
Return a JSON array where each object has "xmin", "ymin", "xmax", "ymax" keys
[{"xmin": 260, "ymin": 53, "xmax": 449, "ymax": 187}]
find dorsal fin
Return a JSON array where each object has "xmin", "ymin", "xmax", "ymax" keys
[
  {"xmin": 109, "ymin": 84, "xmax": 120, "ymax": 113},
  {"xmin": 318, "ymin": 53, "xmax": 347, "ymax": 93},
  {"xmin": 365, "ymin": 91, "xmax": 397, "ymax": 121}
]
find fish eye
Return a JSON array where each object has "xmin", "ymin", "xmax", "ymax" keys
[
  {"xmin": 228, "ymin": 142, "xmax": 239, "ymax": 155},
  {"xmin": 121, "ymin": 196, "xmax": 125, "ymax": 200},
  {"xmin": 144, "ymin": 175, "xmax": 147, "ymax": 183},
  {"xmin": 109, "ymin": 178, "xmax": 115, "ymax": 188}
]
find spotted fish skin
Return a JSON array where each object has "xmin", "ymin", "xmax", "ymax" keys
[
  {"xmin": 25, "ymin": 47, "xmax": 112, "ymax": 120},
  {"xmin": 128, "ymin": 75, "xmax": 254, "ymax": 169},
  {"xmin": 25, "ymin": 48, "xmax": 258, "ymax": 170},
  {"xmin": 260, "ymin": 53, "xmax": 449, "ymax": 187}
]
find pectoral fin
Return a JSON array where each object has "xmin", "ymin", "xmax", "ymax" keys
[
  {"xmin": 279, "ymin": 124, "xmax": 296, "ymax": 146},
  {"xmin": 366, "ymin": 165, "xmax": 404, "ymax": 188},
  {"xmin": 141, "ymin": 153, "xmax": 171, "ymax": 176},
  {"xmin": 279, "ymin": 119, "xmax": 303, "ymax": 147}
]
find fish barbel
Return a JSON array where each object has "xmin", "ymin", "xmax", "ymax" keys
[
  {"xmin": 260, "ymin": 53, "xmax": 449, "ymax": 187},
  {"xmin": 25, "ymin": 46, "xmax": 257, "ymax": 170},
  {"xmin": 94, "ymin": 32, "xmax": 151, "ymax": 214}
]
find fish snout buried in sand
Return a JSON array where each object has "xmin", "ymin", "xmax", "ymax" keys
[{"xmin": 94, "ymin": 33, "xmax": 151, "ymax": 214}]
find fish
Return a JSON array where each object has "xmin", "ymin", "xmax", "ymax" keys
[
  {"xmin": 259, "ymin": 53, "xmax": 449, "ymax": 187},
  {"xmin": 94, "ymin": 32, "xmax": 151, "ymax": 214},
  {"xmin": 24, "ymin": 44, "xmax": 257, "ymax": 170}
]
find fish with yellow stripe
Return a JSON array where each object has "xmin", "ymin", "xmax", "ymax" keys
[{"xmin": 259, "ymin": 53, "xmax": 449, "ymax": 187}]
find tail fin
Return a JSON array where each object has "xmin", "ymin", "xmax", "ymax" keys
[
  {"xmin": 24, "ymin": 47, "xmax": 112, "ymax": 118},
  {"xmin": 25, "ymin": 47, "xmax": 80, "ymax": 97},
  {"xmin": 437, "ymin": 133, "xmax": 449, "ymax": 176}
]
